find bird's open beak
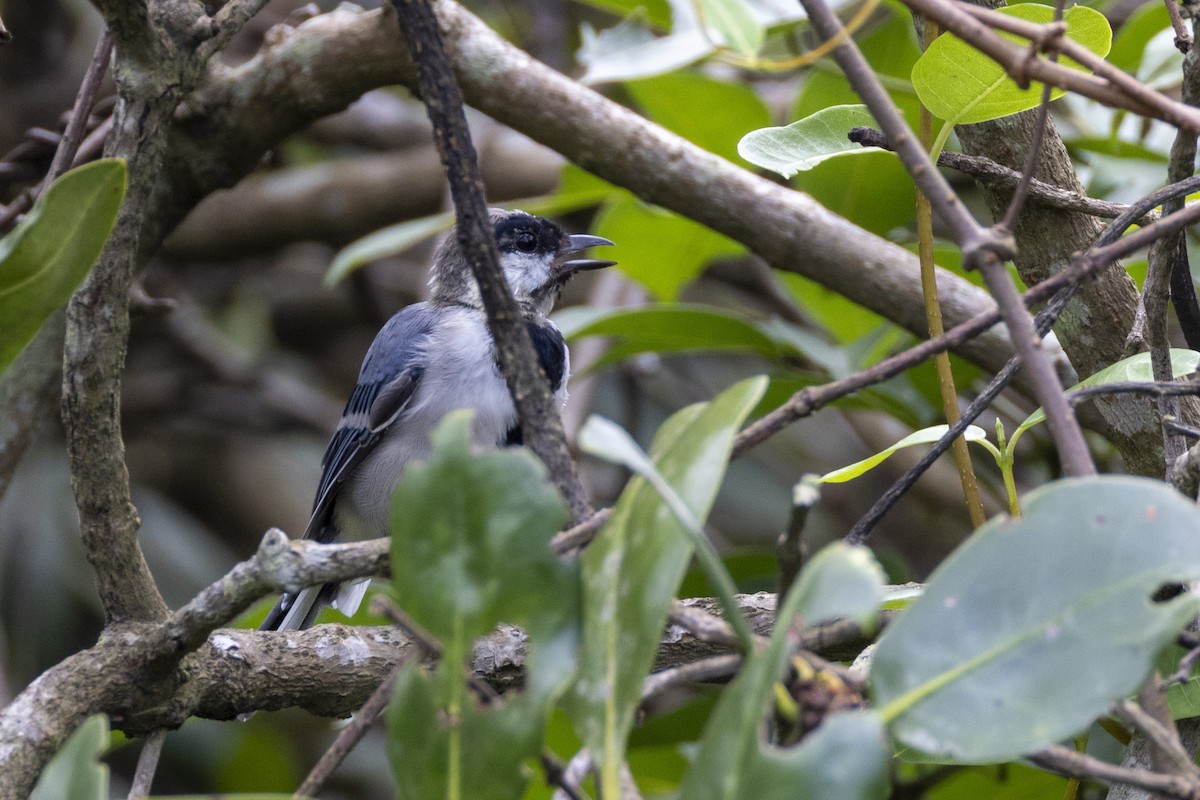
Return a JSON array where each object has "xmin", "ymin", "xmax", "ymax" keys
[{"xmin": 556, "ymin": 234, "xmax": 616, "ymax": 280}]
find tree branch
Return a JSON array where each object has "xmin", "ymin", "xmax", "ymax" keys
[{"xmin": 387, "ymin": 0, "xmax": 591, "ymax": 520}]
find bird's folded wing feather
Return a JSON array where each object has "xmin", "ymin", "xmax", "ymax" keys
[{"xmin": 302, "ymin": 304, "xmax": 438, "ymax": 542}]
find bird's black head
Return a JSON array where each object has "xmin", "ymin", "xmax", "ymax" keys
[{"xmin": 430, "ymin": 209, "xmax": 615, "ymax": 313}]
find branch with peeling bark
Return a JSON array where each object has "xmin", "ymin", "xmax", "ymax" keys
[{"xmin": 0, "ymin": 519, "xmax": 855, "ymax": 798}]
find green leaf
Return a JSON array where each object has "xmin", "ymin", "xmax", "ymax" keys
[
  {"xmin": 678, "ymin": 544, "xmax": 889, "ymax": 800},
  {"xmin": 1107, "ymin": 3, "xmax": 1169, "ymax": 73},
  {"xmin": 925, "ymin": 763, "xmax": 1069, "ymax": 800},
  {"xmin": 1014, "ymin": 349, "xmax": 1200, "ymax": 445},
  {"xmin": 738, "ymin": 105, "xmax": 883, "ymax": 178},
  {"xmin": 699, "ymin": 0, "xmax": 763, "ymax": 56},
  {"xmin": 326, "ymin": 212, "xmax": 453, "ymax": 286},
  {"xmin": 819, "ymin": 424, "xmax": 989, "ymax": 484},
  {"xmin": 912, "ymin": 4, "xmax": 1112, "ymax": 125},
  {"xmin": 871, "ymin": 476, "xmax": 1200, "ymax": 762},
  {"xmin": 555, "ymin": 303, "xmax": 808, "ymax": 370},
  {"xmin": 591, "ymin": 199, "xmax": 743, "ymax": 299},
  {"xmin": 31, "ymin": 714, "xmax": 109, "ymax": 800},
  {"xmin": 0, "ymin": 159, "xmax": 126, "ymax": 375},
  {"xmin": 786, "ymin": 542, "xmax": 887, "ymax": 627},
  {"xmin": 386, "ymin": 412, "xmax": 578, "ymax": 800},
  {"xmin": 627, "ymin": 72, "xmax": 772, "ymax": 165},
  {"xmin": 567, "ymin": 377, "xmax": 767, "ymax": 800}
]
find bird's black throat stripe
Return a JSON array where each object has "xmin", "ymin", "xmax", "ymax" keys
[{"xmin": 502, "ymin": 319, "xmax": 567, "ymax": 446}]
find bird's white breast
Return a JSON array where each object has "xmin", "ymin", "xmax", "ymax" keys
[{"xmin": 339, "ymin": 307, "xmax": 567, "ymax": 539}]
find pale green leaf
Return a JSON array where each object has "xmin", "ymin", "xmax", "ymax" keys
[
  {"xmin": 912, "ymin": 4, "xmax": 1112, "ymax": 124},
  {"xmin": 738, "ymin": 105, "xmax": 883, "ymax": 178},
  {"xmin": 819, "ymin": 424, "xmax": 989, "ymax": 484},
  {"xmin": 0, "ymin": 159, "xmax": 126, "ymax": 375},
  {"xmin": 872, "ymin": 476, "xmax": 1200, "ymax": 762},
  {"xmin": 1015, "ymin": 349, "xmax": 1200, "ymax": 443},
  {"xmin": 555, "ymin": 303, "xmax": 808, "ymax": 369},
  {"xmin": 578, "ymin": 9, "xmax": 713, "ymax": 85},
  {"xmin": 567, "ymin": 378, "xmax": 766, "ymax": 798}
]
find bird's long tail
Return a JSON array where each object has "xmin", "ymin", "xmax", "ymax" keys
[{"xmin": 259, "ymin": 578, "xmax": 372, "ymax": 632}]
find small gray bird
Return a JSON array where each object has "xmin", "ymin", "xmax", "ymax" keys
[{"xmin": 261, "ymin": 209, "xmax": 614, "ymax": 631}]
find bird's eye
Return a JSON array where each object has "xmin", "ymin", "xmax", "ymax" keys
[{"xmin": 514, "ymin": 231, "xmax": 538, "ymax": 253}]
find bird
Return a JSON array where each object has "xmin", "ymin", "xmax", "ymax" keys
[{"xmin": 260, "ymin": 209, "xmax": 615, "ymax": 631}]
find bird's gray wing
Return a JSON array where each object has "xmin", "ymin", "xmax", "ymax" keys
[{"xmin": 302, "ymin": 303, "xmax": 438, "ymax": 543}]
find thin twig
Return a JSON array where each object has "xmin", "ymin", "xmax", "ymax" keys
[
  {"xmin": 1067, "ymin": 381, "xmax": 1200, "ymax": 407},
  {"xmin": 850, "ymin": 127, "xmax": 1155, "ymax": 224},
  {"xmin": 777, "ymin": 477, "xmax": 820, "ymax": 597},
  {"xmin": 1029, "ymin": 744, "xmax": 1200, "ymax": 798},
  {"xmin": 543, "ymin": 751, "xmax": 589, "ymax": 800},
  {"xmin": 1165, "ymin": 639, "xmax": 1200, "ymax": 685},
  {"xmin": 38, "ymin": 30, "xmax": 113, "ymax": 194},
  {"xmin": 640, "ymin": 654, "xmax": 743, "ymax": 701},
  {"xmin": 735, "ymin": 174, "xmax": 1200, "ymax": 468},
  {"xmin": 550, "ymin": 507, "xmax": 612, "ymax": 554},
  {"xmin": 1114, "ymin": 698, "xmax": 1200, "ymax": 778},
  {"xmin": 668, "ymin": 601, "xmax": 746, "ymax": 650},
  {"xmin": 126, "ymin": 729, "xmax": 166, "ymax": 800},
  {"xmin": 912, "ymin": 0, "xmax": 1200, "ymax": 131},
  {"xmin": 1167, "ymin": 0, "xmax": 1193, "ymax": 53},
  {"xmin": 801, "ymin": 0, "xmax": 988, "ymax": 253},
  {"xmin": 294, "ymin": 663, "xmax": 404, "ymax": 798},
  {"xmin": 551, "ymin": 750, "xmax": 594, "ymax": 800},
  {"xmin": 997, "ymin": 0, "xmax": 1062, "ymax": 233},
  {"xmin": 844, "ymin": 292, "xmax": 1070, "ymax": 543},
  {"xmin": 0, "ymin": 14, "xmax": 10, "ymax": 44},
  {"xmin": 0, "ymin": 32, "xmax": 112, "ymax": 233}
]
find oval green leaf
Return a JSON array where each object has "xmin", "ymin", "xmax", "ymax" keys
[
  {"xmin": 0, "ymin": 159, "xmax": 127, "ymax": 375},
  {"xmin": 819, "ymin": 424, "xmax": 989, "ymax": 484},
  {"xmin": 567, "ymin": 377, "xmax": 767, "ymax": 796},
  {"xmin": 912, "ymin": 4, "xmax": 1112, "ymax": 125},
  {"xmin": 591, "ymin": 198, "xmax": 743, "ymax": 300},
  {"xmin": 787, "ymin": 542, "xmax": 887, "ymax": 627},
  {"xmin": 679, "ymin": 543, "xmax": 888, "ymax": 800},
  {"xmin": 386, "ymin": 412, "xmax": 579, "ymax": 800},
  {"xmin": 871, "ymin": 476, "xmax": 1200, "ymax": 762},
  {"xmin": 738, "ymin": 105, "xmax": 883, "ymax": 178},
  {"xmin": 555, "ymin": 303, "xmax": 810, "ymax": 370}
]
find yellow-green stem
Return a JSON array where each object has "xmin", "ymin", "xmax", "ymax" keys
[{"xmin": 918, "ymin": 19, "xmax": 987, "ymax": 529}]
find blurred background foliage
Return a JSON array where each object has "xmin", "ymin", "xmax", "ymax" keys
[{"xmin": 0, "ymin": 0, "xmax": 1185, "ymax": 795}]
